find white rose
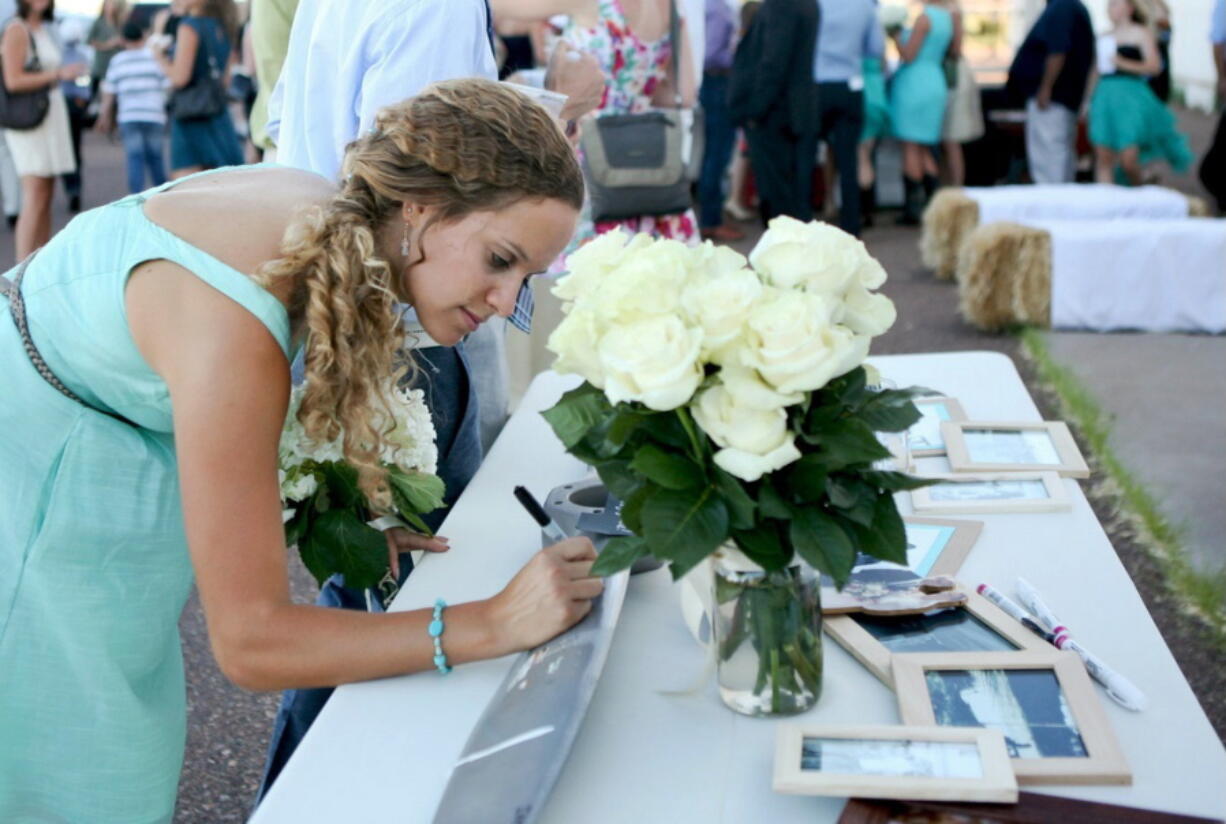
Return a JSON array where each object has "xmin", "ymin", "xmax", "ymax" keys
[
  {"xmin": 598, "ymin": 315, "xmax": 704, "ymax": 411},
  {"xmin": 687, "ymin": 240, "xmax": 749, "ymax": 278},
  {"xmin": 840, "ymin": 284, "xmax": 897, "ymax": 337},
  {"xmin": 547, "ymin": 304, "xmax": 607, "ymax": 388},
  {"xmin": 552, "ymin": 229, "xmax": 631, "ymax": 303},
  {"xmin": 285, "ymin": 472, "xmax": 319, "ymax": 502},
  {"xmin": 751, "ymin": 217, "xmax": 872, "ymax": 296},
  {"xmin": 681, "ymin": 266, "xmax": 763, "ymax": 354},
  {"xmin": 593, "ymin": 238, "xmax": 691, "ymax": 324},
  {"xmin": 691, "ymin": 383, "xmax": 802, "ymax": 482},
  {"xmin": 739, "ymin": 288, "xmax": 866, "ymax": 393},
  {"xmin": 718, "ymin": 365, "xmax": 803, "ymax": 410}
]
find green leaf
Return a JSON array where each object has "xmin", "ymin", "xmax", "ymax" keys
[
  {"xmin": 833, "ymin": 366, "xmax": 868, "ymax": 407},
  {"xmin": 595, "ymin": 459, "xmax": 640, "ymax": 500},
  {"xmin": 284, "ymin": 507, "xmax": 311, "ymax": 548},
  {"xmin": 591, "ymin": 536, "xmax": 650, "ymax": 576},
  {"xmin": 858, "ymin": 395, "xmax": 923, "ymax": 432},
  {"xmin": 645, "ymin": 411, "xmax": 691, "ymax": 450},
  {"xmin": 629, "ymin": 443, "xmax": 705, "ymax": 490},
  {"xmin": 862, "ymin": 470, "xmax": 940, "ymax": 492},
  {"xmin": 826, "ymin": 476, "xmax": 876, "ymax": 527},
  {"xmin": 732, "ymin": 523, "xmax": 791, "ymax": 571},
  {"xmin": 541, "ymin": 384, "xmax": 609, "ymax": 449},
  {"xmin": 817, "ymin": 419, "xmax": 892, "ymax": 467},
  {"xmin": 319, "ymin": 461, "xmax": 362, "ymax": 509},
  {"xmin": 713, "ymin": 468, "xmax": 756, "ymax": 530},
  {"xmin": 758, "ymin": 480, "xmax": 793, "ymax": 519},
  {"xmin": 869, "ymin": 492, "xmax": 909, "ymax": 565},
  {"xmin": 619, "ymin": 484, "xmax": 651, "ymax": 534},
  {"xmin": 606, "ymin": 408, "xmax": 649, "ymax": 452},
  {"xmin": 387, "ymin": 469, "xmax": 445, "ymax": 515},
  {"xmin": 640, "ymin": 487, "xmax": 730, "ymax": 580},
  {"xmin": 788, "ymin": 454, "xmax": 831, "ymax": 504},
  {"xmin": 298, "ymin": 509, "xmax": 388, "ymax": 589},
  {"xmin": 789, "ymin": 506, "xmax": 857, "ymax": 587}
]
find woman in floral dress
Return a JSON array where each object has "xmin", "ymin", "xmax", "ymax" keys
[{"xmin": 498, "ymin": 0, "xmax": 698, "ymax": 257}]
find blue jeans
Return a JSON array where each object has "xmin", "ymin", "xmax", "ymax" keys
[
  {"xmin": 698, "ymin": 73, "xmax": 737, "ymax": 229},
  {"xmin": 119, "ymin": 121, "xmax": 167, "ymax": 194},
  {"xmin": 255, "ymin": 342, "xmax": 483, "ymax": 805}
]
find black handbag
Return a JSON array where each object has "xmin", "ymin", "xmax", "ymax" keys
[
  {"xmin": 169, "ymin": 26, "xmax": 227, "ymax": 121},
  {"xmin": 0, "ymin": 23, "xmax": 50, "ymax": 131},
  {"xmin": 579, "ymin": 0, "xmax": 704, "ymax": 222}
]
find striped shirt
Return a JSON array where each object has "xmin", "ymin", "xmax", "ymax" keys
[{"xmin": 101, "ymin": 47, "xmax": 171, "ymax": 126}]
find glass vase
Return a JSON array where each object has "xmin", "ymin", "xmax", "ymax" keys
[{"xmin": 711, "ymin": 544, "xmax": 823, "ymax": 717}]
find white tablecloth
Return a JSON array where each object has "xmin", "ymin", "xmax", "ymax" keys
[
  {"xmin": 1026, "ymin": 218, "xmax": 1226, "ymax": 333},
  {"xmin": 251, "ymin": 353, "xmax": 1226, "ymax": 824},
  {"xmin": 966, "ymin": 184, "xmax": 1190, "ymax": 226}
]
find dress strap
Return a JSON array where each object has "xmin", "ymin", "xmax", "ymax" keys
[{"xmin": 2, "ymin": 253, "xmax": 134, "ymax": 425}]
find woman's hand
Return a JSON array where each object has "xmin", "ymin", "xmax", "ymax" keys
[
  {"xmin": 385, "ymin": 527, "xmax": 449, "ymax": 579},
  {"xmin": 485, "ymin": 537, "xmax": 603, "ymax": 653}
]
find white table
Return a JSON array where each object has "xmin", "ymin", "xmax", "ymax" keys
[{"xmin": 251, "ymin": 352, "xmax": 1226, "ymax": 823}]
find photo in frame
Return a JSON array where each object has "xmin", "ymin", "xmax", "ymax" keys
[
  {"xmin": 910, "ymin": 472, "xmax": 1069, "ymax": 515},
  {"xmin": 772, "ymin": 724, "xmax": 1017, "ymax": 803},
  {"xmin": 824, "ymin": 589, "xmax": 1050, "ymax": 686},
  {"xmin": 909, "ymin": 397, "xmax": 969, "ymax": 456},
  {"xmin": 942, "ymin": 421, "xmax": 1089, "ymax": 479},
  {"xmin": 838, "ymin": 794, "xmax": 1223, "ymax": 824},
  {"xmin": 893, "ymin": 652, "xmax": 1131, "ymax": 785}
]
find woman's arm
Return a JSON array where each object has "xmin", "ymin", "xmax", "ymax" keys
[
  {"xmin": 891, "ymin": 12, "xmax": 930, "ymax": 64},
  {"xmin": 948, "ymin": 9, "xmax": 963, "ymax": 60},
  {"xmin": 652, "ymin": 10, "xmax": 697, "ymax": 108},
  {"xmin": 154, "ymin": 19, "xmax": 197, "ymax": 88},
  {"xmin": 1114, "ymin": 27, "xmax": 1162, "ymax": 77},
  {"xmin": 1, "ymin": 23, "xmax": 61, "ymax": 91},
  {"xmin": 127, "ymin": 258, "xmax": 601, "ymax": 691}
]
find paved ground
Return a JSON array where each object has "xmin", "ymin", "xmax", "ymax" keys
[{"xmin": 3, "ymin": 109, "xmax": 1223, "ymax": 822}]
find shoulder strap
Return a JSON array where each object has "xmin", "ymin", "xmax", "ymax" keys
[{"xmin": 668, "ymin": 0, "xmax": 681, "ymax": 108}]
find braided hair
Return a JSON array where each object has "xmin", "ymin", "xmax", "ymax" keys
[{"xmin": 256, "ymin": 78, "xmax": 583, "ymax": 507}]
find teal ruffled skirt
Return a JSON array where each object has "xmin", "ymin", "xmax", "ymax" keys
[{"xmin": 1089, "ymin": 74, "xmax": 1192, "ymax": 171}]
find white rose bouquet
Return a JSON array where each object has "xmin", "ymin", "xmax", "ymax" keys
[
  {"xmin": 280, "ymin": 382, "xmax": 445, "ymax": 589},
  {"xmin": 544, "ymin": 217, "xmax": 929, "ymax": 582},
  {"xmin": 544, "ymin": 218, "xmax": 932, "ymax": 714}
]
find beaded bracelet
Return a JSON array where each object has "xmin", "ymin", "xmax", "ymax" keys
[{"xmin": 428, "ymin": 598, "xmax": 452, "ymax": 675}]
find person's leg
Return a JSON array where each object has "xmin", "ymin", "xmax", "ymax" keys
[
  {"xmin": 898, "ymin": 141, "xmax": 925, "ymax": 225},
  {"xmin": 1118, "ymin": 146, "xmax": 1143, "ymax": 186},
  {"xmin": 745, "ymin": 125, "xmax": 788, "ymax": 224},
  {"xmin": 0, "ymin": 137, "xmax": 20, "ymax": 226},
  {"xmin": 119, "ymin": 123, "xmax": 146, "ymax": 193},
  {"xmin": 697, "ymin": 73, "xmax": 736, "ymax": 231},
  {"xmin": 1026, "ymin": 99, "xmax": 1075, "ymax": 184},
  {"xmin": 1057, "ymin": 104, "xmax": 1078, "ymax": 182},
  {"xmin": 15, "ymin": 175, "xmax": 53, "ymax": 260},
  {"xmin": 830, "ymin": 86, "xmax": 864, "ymax": 236},
  {"xmin": 1093, "ymin": 145, "xmax": 1116, "ymax": 184},
  {"xmin": 858, "ymin": 139, "xmax": 877, "ymax": 228},
  {"xmin": 942, "ymin": 139, "xmax": 965, "ymax": 187},
  {"xmin": 143, "ymin": 122, "xmax": 168, "ymax": 187},
  {"xmin": 61, "ymin": 101, "xmax": 85, "ymax": 209},
  {"xmin": 793, "ymin": 129, "xmax": 818, "ymax": 222}
]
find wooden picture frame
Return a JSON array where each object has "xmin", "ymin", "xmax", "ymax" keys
[
  {"xmin": 893, "ymin": 651, "xmax": 1131, "ymax": 785},
  {"xmin": 942, "ymin": 421, "xmax": 1090, "ymax": 479},
  {"xmin": 824, "ymin": 589, "xmax": 1050, "ymax": 686},
  {"xmin": 839, "ymin": 793, "xmax": 1223, "ymax": 824},
  {"xmin": 909, "ymin": 397, "xmax": 969, "ymax": 457},
  {"xmin": 910, "ymin": 472, "xmax": 1069, "ymax": 515},
  {"xmin": 901, "ymin": 517, "xmax": 982, "ymax": 578},
  {"xmin": 773, "ymin": 724, "xmax": 1018, "ymax": 803}
]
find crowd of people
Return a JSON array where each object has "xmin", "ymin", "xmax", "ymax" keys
[{"xmin": 1, "ymin": 0, "xmax": 1224, "ymax": 821}]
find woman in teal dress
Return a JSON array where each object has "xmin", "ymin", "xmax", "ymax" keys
[
  {"xmin": 1088, "ymin": 0, "xmax": 1191, "ymax": 185},
  {"xmin": 887, "ymin": 0, "xmax": 953, "ymax": 224},
  {"xmin": 0, "ymin": 79, "xmax": 602, "ymax": 822}
]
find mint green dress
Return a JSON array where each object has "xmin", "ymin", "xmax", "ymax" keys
[
  {"xmin": 0, "ymin": 169, "xmax": 291, "ymax": 822},
  {"xmin": 861, "ymin": 56, "xmax": 890, "ymax": 142},
  {"xmin": 888, "ymin": 5, "xmax": 952, "ymax": 144}
]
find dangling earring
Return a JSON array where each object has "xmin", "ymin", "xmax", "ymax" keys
[{"xmin": 400, "ymin": 222, "xmax": 411, "ymax": 258}]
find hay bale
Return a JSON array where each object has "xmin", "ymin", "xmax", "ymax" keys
[
  {"xmin": 920, "ymin": 188, "xmax": 979, "ymax": 281},
  {"xmin": 1187, "ymin": 195, "xmax": 1211, "ymax": 217},
  {"xmin": 956, "ymin": 222, "xmax": 1051, "ymax": 332}
]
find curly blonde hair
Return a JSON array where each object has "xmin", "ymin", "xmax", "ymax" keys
[{"xmin": 257, "ymin": 78, "xmax": 584, "ymax": 508}]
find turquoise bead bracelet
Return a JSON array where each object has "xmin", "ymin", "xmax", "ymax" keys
[{"xmin": 428, "ymin": 598, "xmax": 451, "ymax": 675}]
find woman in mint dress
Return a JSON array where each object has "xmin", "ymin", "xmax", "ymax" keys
[
  {"xmin": 888, "ymin": 0, "xmax": 953, "ymax": 223},
  {"xmin": 858, "ymin": 54, "xmax": 890, "ymax": 227},
  {"xmin": 1089, "ymin": 0, "xmax": 1191, "ymax": 185},
  {"xmin": 0, "ymin": 79, "xmax": 600, "ymax": 822}
]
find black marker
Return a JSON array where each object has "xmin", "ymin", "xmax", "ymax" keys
[{"xmin": 514, "ymin": 485, "xmax": 568, "ymax": 543}]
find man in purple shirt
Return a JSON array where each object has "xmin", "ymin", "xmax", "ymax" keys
[{"xmin": 697, "ymin": 0, "xmax": 742, "ymax": 241}]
